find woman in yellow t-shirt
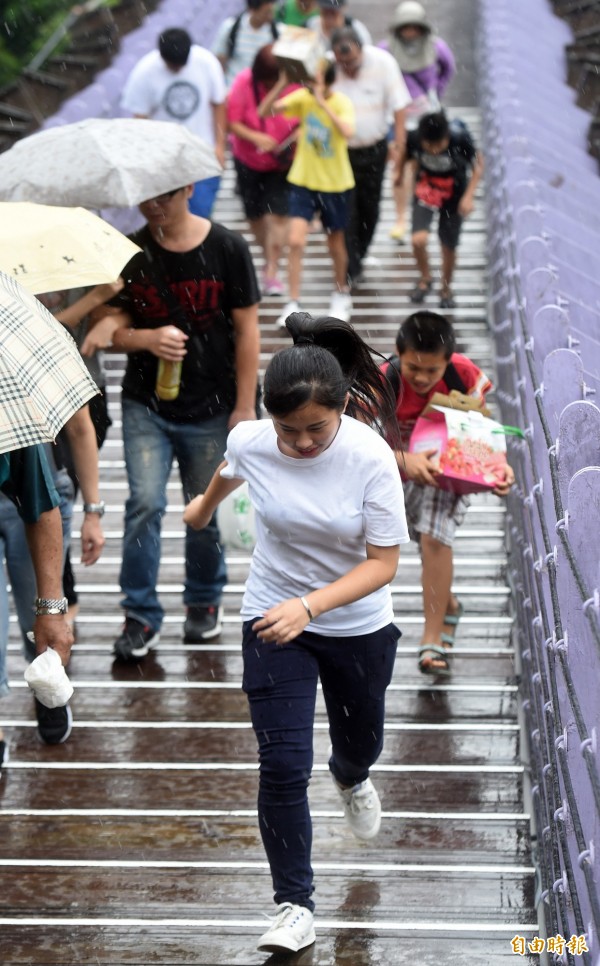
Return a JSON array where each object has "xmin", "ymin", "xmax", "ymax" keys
[{"xmin": 259, "ymin": 61, "xmax": 355, "ymax": 325}]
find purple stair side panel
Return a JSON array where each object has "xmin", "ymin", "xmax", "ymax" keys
[
  {"xmin": 541, "ymin": 351, "xmax": 585, "ymax": 441},
  {"xmin": 556, "ymin": 403, "xmax": 600, "ymax": 508},
  {"xmin": 531, "ymin": 306, "xmax": 571, "ymax": 372},
  {"xmin": 481, "ymin": 0, "xmax": 600, "ymax": 954}
]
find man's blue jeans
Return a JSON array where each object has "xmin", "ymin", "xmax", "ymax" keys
[
  {"xmin": 0, "ymin": 467, "xmax": 74, "ymax": 694},
  {"xmin": 120, "ymin": 399, "xmax": 229, "ymax": 632}
]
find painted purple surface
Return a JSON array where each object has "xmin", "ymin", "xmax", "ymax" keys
[
  {"xmin": 541, "ymin": 352, "xmax": 585, "ymax": 442},
  {"xmin": 480, "ymin": 0, "xmax": 600, "ymax": 956},
  {"xmin": 532, "ymin": 308, "xmax": 571, "ymax": 372}
]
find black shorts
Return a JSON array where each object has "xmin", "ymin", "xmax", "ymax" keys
[
  {"xmin": 234, "ymin": 158, "xmax": 290, "ymax": 220},
  {"xmin": 412, "ymin": 199, "xmax": 463, "ymax": 250}
]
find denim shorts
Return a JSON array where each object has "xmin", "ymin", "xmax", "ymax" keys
[{"xmin": 289, "ymin": 185, "xmax": 351, "ymax": 231}]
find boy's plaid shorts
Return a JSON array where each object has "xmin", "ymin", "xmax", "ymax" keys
[{"xmin": 403, "ymin": 481, "xmax": 470, "ymax": 547}]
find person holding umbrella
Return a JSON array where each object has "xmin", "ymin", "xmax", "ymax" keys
[
  {"xmin": 0, "ymin": 407, "xmax": 106, "ymax": 755},
  {"xmin": 0, "ymin": 445, "xmax": 76, "ymax": 773},
  {"xmin": 0, "ymin": 272, "xmax": 100, "ymax": 770},
  {"xmin": 84, "ymin": 184, "xmax": 260, "ymax": 660},
  {"xmin": 121, "ymin": 28, "xmax": 228, "ymax": 218}
]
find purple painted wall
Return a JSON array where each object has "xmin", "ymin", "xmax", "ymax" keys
[{"xmin": 479, "ymin": 1, "xmax": 600, "ymax": 962}]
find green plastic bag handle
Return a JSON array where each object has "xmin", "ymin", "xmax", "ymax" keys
[
  {"xmin": 492, "ymin": 425, "xmax": 525, "ymax": 438},
  {"xmin": 457, "ymin": 420, "xmax": 525, "ymax": 439}
]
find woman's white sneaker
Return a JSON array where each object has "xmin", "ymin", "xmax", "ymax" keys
[
  {"xmin": 257, "ymin": 902, "xmax": 316, "ymax": 952},
  {"xmin": 276, "ymin": 300, "xmax": 300, "ymax": 328},
  {"xmin": 328, "ymin": 290, "xmax": 353, "ymax": 321},
  {"xmin": 334, "ymin": 776, "xmax": 382, "ymax": 840}
]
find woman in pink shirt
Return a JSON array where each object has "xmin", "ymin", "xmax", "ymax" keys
[{"xmin": 227, "ymin": 45, "xmax": 299, "ymax": 296}]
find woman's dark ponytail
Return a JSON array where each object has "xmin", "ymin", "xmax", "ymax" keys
[{"xmin": 263, "ymin": 312, "xmax": 400, "ymax": 447}]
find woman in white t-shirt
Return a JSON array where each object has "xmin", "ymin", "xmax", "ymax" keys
[{"xmin": 184, "ymin": 312, "xmax": 409, "ymax": 955}]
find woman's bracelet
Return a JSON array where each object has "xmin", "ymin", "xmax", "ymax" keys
[{"xmin": 300, "ymin": 596, "xmax": 314, "ymax": 621}]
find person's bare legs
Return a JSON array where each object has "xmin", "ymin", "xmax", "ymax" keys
[
  {"xmin": 419, "ymin": 534, "xmax": 461, "ymax": 671},
  {"xmin": 287, "ymin": 216, "xmax": 310, "ymax": 301},
  {"xmin": 263, "ymin": 213, "xmax": 288, "ymax": 281},
  {"xmin": 326, "ymin": 229, "xmax": 351, "ymax": 293},
  {"xmin": 412, "ymin": 229, "xmax": 432, "ymax": 293},
  {"xmin": 391, "ymin": 165, "xmax": 414, "ymax": 240},
  {"xmin": 249, "ymin": 217, "xmax": 266, "ymax": 254},
  {"xmin": 440, "ymin": 244, "xmax": 457, "ymax": 300}
]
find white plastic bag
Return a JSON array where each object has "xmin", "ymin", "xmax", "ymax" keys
[
  {"xmin": 24, "ymin": 647, "xmax": 74, "ymax": 708},
  {"xmin": 218, "ymin": 482, "xmax": 256, "ymax": 551},
  {"xmin": 273, "ymin": 26, "xmax": 325, "ymax": 82}
]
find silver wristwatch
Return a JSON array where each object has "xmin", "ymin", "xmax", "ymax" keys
[
  {"xmin": 35, "ymin": 597, "xmax": 68, "ymax": 616},
  {"xmin": 83, "ymin": 500, "xmax": 105, "ymax": 516}
]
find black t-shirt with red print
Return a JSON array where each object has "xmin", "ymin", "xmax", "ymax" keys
[
  {"xmin": 407, "ymin": 123, "xmax": 477, "ymax": 212},
  {"xmin": 116, "ymin": 222, "xmax": 260, "ymax": 422}
]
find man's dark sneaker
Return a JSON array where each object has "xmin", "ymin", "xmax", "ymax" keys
[
  {"xmin": 0, "ymin": 738, "xmax": 8, "ymax": 776},
  {"xmin": 35, "ymin": 699, "xmax": 73, "ymax": 745},
  {"xmin": 113, "ymin": 617, "xmax": 159, "ymax": 661},
  {"xmin": 184, "ymin": 605, "xmax": 223, "ymax": 642}
]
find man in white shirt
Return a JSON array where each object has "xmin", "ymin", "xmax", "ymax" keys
[
  {"xmin": 307, "ymin": 0, "xmax": 371, "ymax": 50},
  {"xmin": 212, "ymin": 0, "xmax": 281, "ymax": 88},
  {"xmin": 331, "ymin": 26, "xmax": 411, "ymax": 285},
  {"xmin": 121, "ymin": 28, "xmax": 227, "ymax": 217}
]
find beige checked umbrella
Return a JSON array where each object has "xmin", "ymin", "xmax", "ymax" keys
[
  {"xmin": 0, "ymin": 203, "xmax": 141, "ymax": 294},
  {"xmin": 0, "ymin": 117, "xmax": 221, "ymax": 209},
  {"xmin": 0, "ymin": 270, "xmax": 99, "ymax": 454}
]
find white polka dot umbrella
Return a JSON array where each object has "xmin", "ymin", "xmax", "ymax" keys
[{"xmin": 0, "ymin": 117, "xmax": 221, "ymax": 209}]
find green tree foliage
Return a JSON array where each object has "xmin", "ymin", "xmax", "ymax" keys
[{"xmin": 0, "ymin": 0, "xmax": 74, "ymax": 87}]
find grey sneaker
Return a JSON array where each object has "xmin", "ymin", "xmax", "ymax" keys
[
  {"xmin": 257, "ymin": 902, "xmax": 315, "ymax": 953},
  {"xmin": 113, "ymin": 617, "xmax": 159, "ymax": 661},
  {"xmin": 183, "ymin": 605, "xmax": 223, "ymax": 642},
  {"xmin": 333, "ymin": 775, "xmax": 381, "ymax": 840}
]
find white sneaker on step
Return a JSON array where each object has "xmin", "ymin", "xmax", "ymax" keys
[
  {"xmin": 276, "ymin": 300, "xmax": 300, "ymax": 328},
  {"xmin": 333, "ymin": 775, "xmax": 381, "ymax": 840},
  {"xmin": 328, "ymin": 290, "xmax": 353, "ymax": 321},
  {"xmin": 257, "ymin": 902, "xmax": 316, "ymax": 952}
]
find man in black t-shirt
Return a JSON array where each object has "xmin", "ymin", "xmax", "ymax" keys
[
  {"xmin": 400, "ymin": 111, "xmax": 483, "ymax": 309},
  {"xmin": 91, "ymin": 184, "xmax": 260, "ymax": 661}
]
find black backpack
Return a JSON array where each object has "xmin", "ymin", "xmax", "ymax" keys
[
  {"xmin": 384, "ymin": 355, "xmax": 467, "ymax": 401},
  {"xmin": 227, "ymin": 14, "xmax": 279, "ymax": 59}
]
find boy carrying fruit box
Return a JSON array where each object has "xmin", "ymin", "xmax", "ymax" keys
[{"xmin": 381, "ymin": 310, "xmax": 515, "ymax": 677}]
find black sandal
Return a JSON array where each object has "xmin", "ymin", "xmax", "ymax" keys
[
  {"xmin": 418, "ymin": 643, "xmax": 453, "ymax": 677},
  {"xmin": 410, "ymin": 279, "xmax": 433, "ymax": 303},
  {"xmin": 439, "ymin": 292, "xmax": 457, "ymax": 309}
]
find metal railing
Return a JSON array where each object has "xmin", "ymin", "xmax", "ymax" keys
[{"xmin": 478, "ymin": 0, "xmax": 600, "ymax": 962}]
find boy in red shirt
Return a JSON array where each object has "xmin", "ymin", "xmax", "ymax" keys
[{"xmin": 382, "ymin": 311, "xmax": 514, "ymax": 675}]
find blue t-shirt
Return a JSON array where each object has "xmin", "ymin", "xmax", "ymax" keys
[{"xmin": 0, "ymin": 445, "xmax": 59, "ymax": 523}]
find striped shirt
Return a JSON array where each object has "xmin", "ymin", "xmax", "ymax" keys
[{"xmin": 212, "ymin": 14, "xmax": 282, "ymax": 88}]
